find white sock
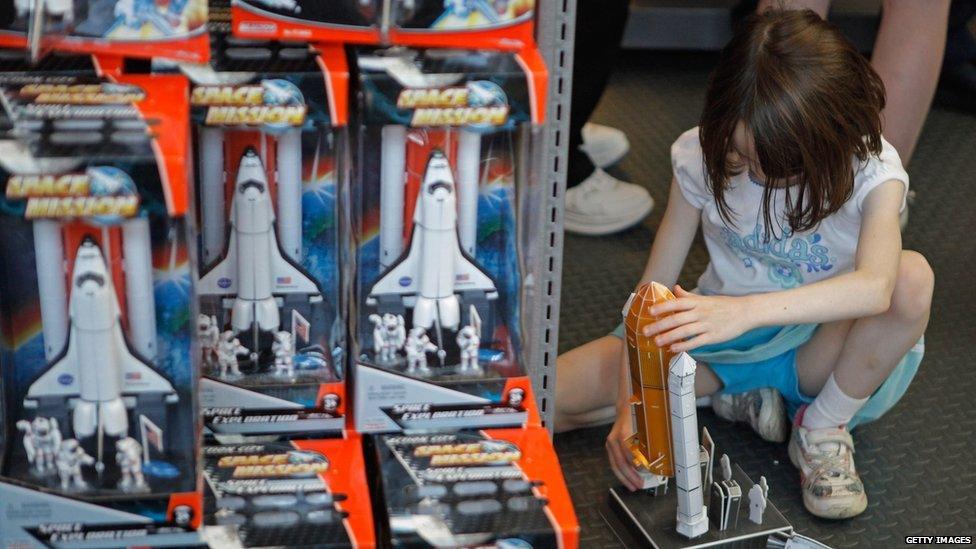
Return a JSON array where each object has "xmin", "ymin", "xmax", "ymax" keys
[{"xmin": 802, "ymin": 374, "xmax": 868, "ymax": 430}]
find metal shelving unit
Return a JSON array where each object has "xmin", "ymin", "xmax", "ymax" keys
[{"xmin": 526, "ymin": 0, "xmax": 576, "ymax": 432}]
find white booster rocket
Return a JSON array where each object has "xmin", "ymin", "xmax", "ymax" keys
[
  {"xmin": 368, "ymin": 151, "xmax": 497, "ymax": 330},
  {"xmin": 26, "ymin": 237, "xmax": 177, "ymax": 439},
  {"xmin": 197, "ymin": 147, "xmax": 321, "ymax": 335}
]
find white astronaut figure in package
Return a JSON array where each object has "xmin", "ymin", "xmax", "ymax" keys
[
  {"xmin": 370, "ymin": 313, "xmax": 405, "ymax": 363},
  {"xmin": 456, "ymin": 325, "xmax": 481, "ymax": 374},
  {"xmin": 17, "ymin": 417, "xmax": 62, "ymax": 475},
  {"xmin": 198, "ymin": 314, "xmax": 221, "ymax": 367},
  {"xmin": 217, "ymin": 330, "xmax": 249, "ymax": 378},
  {"xmin": 272, "ymin": 331, "xmax": 295, "ymax": 377},
  {"xmin": 56, "ymin": 439, "xmax": 94, "ymax": 491},
  {"xmin": 116, "ymin": 437, "xmax": 147, "ymax": 491},
  {"xmin": 404, "ymin": 327, "xmax": 438, "ymax": 374}
]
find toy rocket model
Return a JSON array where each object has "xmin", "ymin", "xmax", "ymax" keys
[
  {"xmin": 197, "ymin": 147, "xmax": 322, "ymax": 336},
  {"xmin": 368, "ymin": 150, "xmax": 497, "ymax": 331},
  {"xmin": 623, "ymin": 281, "xmax": 708, "ymax": 539},
  {"xmin": 25, "ymin": 238, "xmax": 176, "ymax": 439},
  {"xmin": 622, "ymin": 282, "xmax": 679, "ymax": 487}
]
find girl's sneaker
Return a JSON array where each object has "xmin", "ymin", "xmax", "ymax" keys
[
  {"xmin": 711, "ymin": 388, "xmax": 789, "ymax": 443},
  {"xmin": 788, "ymin": 420, "xmax": 868, "ymax": 519}
]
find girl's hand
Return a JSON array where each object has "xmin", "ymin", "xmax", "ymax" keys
[
  {"xmin": 642, "ymin": 285, "xmax": 754, "ymax": 353},
  {"xmin": 605, "ymin": 404, "xmax": 644, "ymax": 491}
]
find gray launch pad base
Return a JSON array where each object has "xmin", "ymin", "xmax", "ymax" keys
[{"xmin": 606, "ymin": 464, "xmax": 792, "ymax": 548}]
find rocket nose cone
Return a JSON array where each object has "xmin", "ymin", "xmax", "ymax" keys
[
  {"xmin": 238, "ymin": 148, "xmax": 265, "ymax": 172},
  {"xmin": 77, "ymin": 237, "xmax": 102, "ymax": 256},
  {"xmin": 73, "ymin": 239, "xmax": 108, "ymax": 276}
]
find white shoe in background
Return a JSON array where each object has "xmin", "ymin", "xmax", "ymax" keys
[
  {"xmin": 564, "ymin": 169, "xmax": 653, "ymax": 236},
  {"xmin": 580, "ymin": 123, "xmax": 630, "ymax": 168}
]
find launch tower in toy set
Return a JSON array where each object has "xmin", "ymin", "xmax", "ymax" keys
[{"xmin": 610, "ymin": 282, "xmax": 794, "ymax": 548}]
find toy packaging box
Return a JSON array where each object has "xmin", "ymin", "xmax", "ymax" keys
[
  {"xmin": 349, "ymin": 46, "xmax": 547, "ymax": 434},
  {"xmin": 231, "ymin": 0, "xmax": 534, "ymax": 51},
  {"xmin": 0, "ymin": 73, "xmax": 204, "ymax": 547},
  {"xmin": 370, "ymin": 427, "xmax": 578, "ymax": 548},
  {"xmin": 0, "ymin": 0, "xmax": 210, "ymax": 62},
  {"xmin": 158, "ymin": 4, "xmax": 352, "ymax": 438},
  {"xmin": 199, "ymin": 435, "xmax": 375, "ymax": 548},
  {"xmin": 0, "ymin": 46, "xmax": 95, "ymax": 72}
]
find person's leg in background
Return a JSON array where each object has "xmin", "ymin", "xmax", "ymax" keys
[
  {"xmin": 563, "ymin": 0, "xmax": 654, "ymax": 236},
  {"xmin": 553, "ymin": 336, "xmax": 623, "ymax": 433},
  {"xmin": 554, "ymin": 334, "xmax": 724, "ymax": 433},
  {"xmin": 871, "ymin": 0, "xmax": 951, "ymax": 164},
  {"xmin": 938, "ymin": 0, "xmax": 976, "ymax": 111}
]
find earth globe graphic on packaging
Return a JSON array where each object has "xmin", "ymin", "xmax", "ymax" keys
[{"xmin": 86, "ymin": 166, "xmax": 139, "ymax": 225}]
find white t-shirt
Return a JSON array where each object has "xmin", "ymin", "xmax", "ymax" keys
[{"xmin": 672, "ymin": 127, "xmax": 909, "ymax": 297}]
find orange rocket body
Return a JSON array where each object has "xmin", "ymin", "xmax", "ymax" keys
[{"xmin": 623, "ymin": 282, "xmax": 678, "ymax": 478}]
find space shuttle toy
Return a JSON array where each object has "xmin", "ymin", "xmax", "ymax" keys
[
  {"xmin": 0, "ymin": 73, "xmax": 203, "ymax": 545},
  {"xmin": 197, "ymin": 147, "xmax": 323, "ymax": 341},
  {"xmin": 623, "ymin": 282, "xmax": 709, "ymax": 539},
  {"xmin": 609, "ymin": 282, "xmax": 799, "ymax": 548},
  {"xmin": 26, "ymin": 236, "xmax": 177, "ymax": 439},
  {"xmin": 351, "ymin": 46, "xmax": 545, "ymax": 433},
  {"xmin": 178, "ymin": 35, "xmax": 350, "ymax": 436},
  {"xmin": 367, "ymin": 150, "xmax": 497, "ymax": 331}
]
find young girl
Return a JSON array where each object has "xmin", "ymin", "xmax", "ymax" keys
[{"xmin": 554, "ymin": 10, "xmax": 933, "ymax": 520}]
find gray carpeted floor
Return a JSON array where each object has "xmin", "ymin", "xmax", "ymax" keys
[{"xmin": 553, "ymin": 51, "xmax": 976, "ymax": 548}]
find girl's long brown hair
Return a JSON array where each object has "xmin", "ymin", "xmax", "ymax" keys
[{"xmin": 699, "ymin": 9, "xmax": 886, "ymax": 238}]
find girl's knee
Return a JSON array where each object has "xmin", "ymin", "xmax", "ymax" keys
[{"xmin": 891, "ymin": 251, "xmax": 934, "ymax": 321}]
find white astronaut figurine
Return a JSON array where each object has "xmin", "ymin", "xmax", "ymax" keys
[
  {"xmin": 198, "ymin": 314, "xmax": 220, "ymax": 367},
  {"xmin": 116, "ymin": 437, "xmax": 147, "ymax": 491},
  {"xmin": 216, "ymin": 330, "xmax": 249, "ymax": 378},
  {"xmin": 370, "ymin": 313, "xmax": 406, "ymax": 363},
  {"xmin": 17, "ymin": 417, "xmax": 62, "ymax": 475},
  {"xmin": 404, "ymin": 327, "xmax": 438, "ymax": 375},
  {"xmin": 56, "ymin": 439, "xmax": 94, "ymax": 491},
  {"xmin": 272, "ymin": 331, "xmax": 295, "ymax": 378},
  {"xmin": 456, "ymin": 324, "xmax": 481, "ymax": 374},
  {"xmin": 748, "ymin": 476, "xmax": 769, "ymax": 525}
]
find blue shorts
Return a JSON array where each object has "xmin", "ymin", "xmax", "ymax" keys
[{"xmin": 610, "ymin": 322, "xmax": 924, "ymax": 430}]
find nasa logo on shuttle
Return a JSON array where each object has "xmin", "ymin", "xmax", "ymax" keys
[
  {"xmin": 398, "ymin": 276, "xmax": 412, "ymax": 287},
  {"xmin": 218, "ymin": 277, "xmax": 232, "ymax": 289},
  {"xmin": 57, "ymin": 373, "xmax": 73, "ymax": 386}
]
